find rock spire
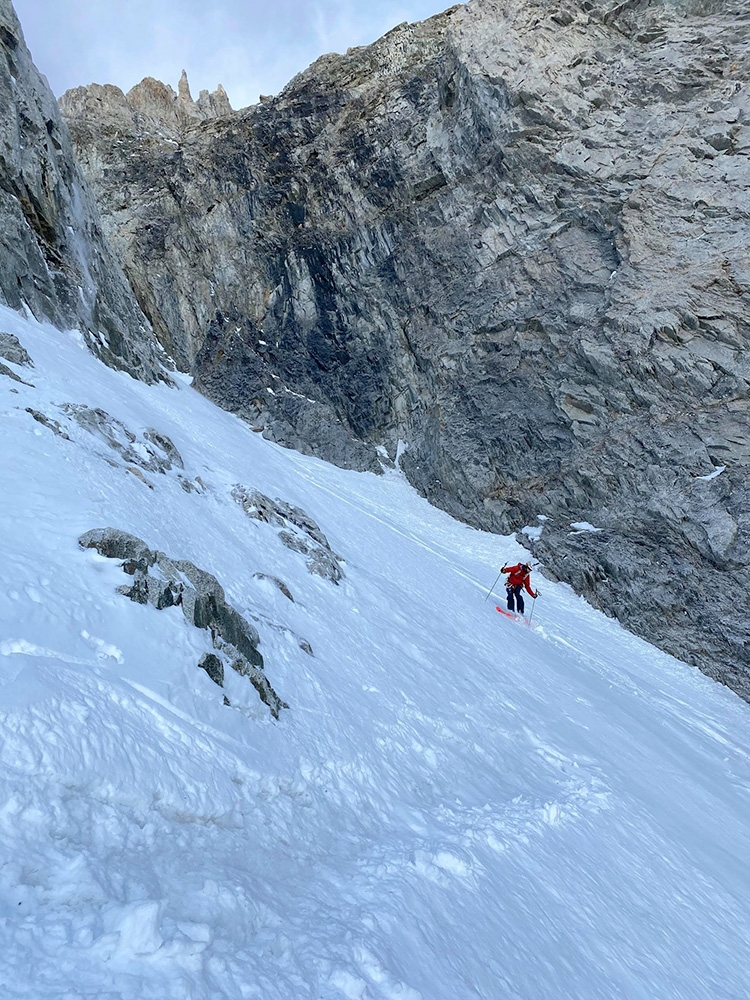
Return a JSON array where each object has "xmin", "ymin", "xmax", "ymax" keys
[{"xmin": 60, "ymin": 70, "xmax": 232, "ymax": 141}]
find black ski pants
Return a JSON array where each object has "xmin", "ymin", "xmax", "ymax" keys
[{"xmin": 506, "ymin": 585, "xmax": 525, "ymax": 614}]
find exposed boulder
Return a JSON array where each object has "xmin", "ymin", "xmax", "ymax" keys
[
  {"xmin": 0, "ymin": 360, "xmax": 32, "ymax": 385},
  {"xmin": 61, "ymin": 404, "xmax": 184, "ymax": 473},
  {"xmin": 0, "ymin": 331, "xmax": 33, "ymax": 366},
  {"xmin": 253, "ymin": 573, "xmax": 295, "ymax": 602},
  {"xmin": 233, "ymin": 486, "xmax": 345, "ymax": 584},
  {"xmin": 26, "ymin": 401, "xmax": 210, "ymax": 493},
  {"xmin": 79, "ymin": 527, "xmax": 288, "ymax": 719},
  {"xmin": 198, "ymin": 652, "xmax": 225, "ymax": 687},
  {"xmin": 26, "ymin": 407, "xmax": 69, "ymax": 438}
]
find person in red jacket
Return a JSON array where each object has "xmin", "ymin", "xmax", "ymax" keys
[{"xmin": 501, "ymin": 562, "xmax": 538, "ymax": 615}]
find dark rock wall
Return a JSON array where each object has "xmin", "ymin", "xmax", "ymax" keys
[
  {"xmin": 0, "ymin": 0, "xmax": 164, "ymax": 381},
  {"xmin": 60, "ymin": 0, "xmax": 750, "ymax": 693}
]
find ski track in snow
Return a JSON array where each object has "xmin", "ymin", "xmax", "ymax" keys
[{"xmin": 1, "ymin": 307, "xmax": 750, "ymax": 999}]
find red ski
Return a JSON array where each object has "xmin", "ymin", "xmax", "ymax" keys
[{"xmin": 495, "ymin": 606, "xmax": 533, "ymax": 627}]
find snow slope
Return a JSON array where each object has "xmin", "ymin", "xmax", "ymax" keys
[{"xmin": 1, "ymin": 305, "xmax": 749, "ymax": 1000}]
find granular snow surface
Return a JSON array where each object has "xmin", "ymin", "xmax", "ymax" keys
[{"xmin": 1, "ymin": 305, "xmax": 749, "ymax": 999}]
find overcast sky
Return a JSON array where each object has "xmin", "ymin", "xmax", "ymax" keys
[{"xmin": 13, "ymin": 0, "xmax": 455, "ymax": 109}]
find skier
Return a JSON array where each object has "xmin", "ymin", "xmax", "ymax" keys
[{"xmin": 500, "ymin": 562, "xmax": 539, "ymax": 615}]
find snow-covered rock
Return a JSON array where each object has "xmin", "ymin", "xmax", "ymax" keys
[{"xmin": 78, "ymin": 526, "xmax": 287, "ymax": 718}]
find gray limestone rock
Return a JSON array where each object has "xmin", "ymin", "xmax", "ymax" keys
[
  {"xmin": 253, "ymin": 572, "xmax": 295, "ymax": 602},
  {"xmin": 59, "ymin": 71, "xmax": 231, "ymax": 145},
  {"xmin": 198, "ymin": 652, "xmax": 225, "ymax": 687},
  {"xmin": 0, "ymin": 331, "xmax": 32, "ymax": 366},
  {"xmin": 233, "ymin": 485, "xmax": 345, "ymax": 584},
  {"xmin": 60, "ymin": 404, "xmax": 183, "ymax": 474},
  {"xmin": 0, "ymin": 0, "xmax": 165, "ymax": 382},
  {"xmin": 178, "ymin": 475, "xmax": 204, "ymax": 494},
  {"xmin": 61, "ymin": 0, "xmax": 750, "ymax": 697},
  {"xmin": 79, "ymin": 527, "xmax": 288, "ymax": 718},
  {"xmin": 26, "ymin": 407, "xmax": 69, "ymax": 438},
  {"xmin": 0, "ymin": 360, "xmax": 32, "ymax": 385}
]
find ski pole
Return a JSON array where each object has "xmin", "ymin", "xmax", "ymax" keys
[
  {"xmin": 484, "ymin": 570, "xmax": 502, "ymax": 602},
  {"xmin": 529, "ymin": 596, "xmax": 537, "ymax": 624}
]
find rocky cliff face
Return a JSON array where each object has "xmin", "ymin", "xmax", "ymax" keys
[
  {"xmin": 0, "ymin": 0, "xmax": 164, "ymax": 381},
  {"xmin": 59, "ymin": 0, "xmax": 750, "ymax": 695}
]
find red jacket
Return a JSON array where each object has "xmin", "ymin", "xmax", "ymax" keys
[{"xmin": 502, "ymin": 563, "xmax": 537, "ymax": 597}]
